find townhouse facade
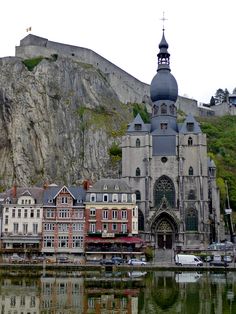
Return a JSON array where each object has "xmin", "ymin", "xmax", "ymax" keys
[
  {"xmin": 42, "ymin": 185, "xmax": 86, "ymax": 258},
  {"xmin": 84, "ymin": 178, "xmax": 144, "ymax": 261},
  {"xmin": 0, "ymin": 186, "xmax": 44, "ymax": 257}
]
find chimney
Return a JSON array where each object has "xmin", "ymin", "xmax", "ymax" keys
[
  {"xmin": 83, "ymin": 180, "xmax": 92, "ymax": 190},
  {"xmin": 43, "ymin": 180, "xmax": 49, "ymax": 190}
]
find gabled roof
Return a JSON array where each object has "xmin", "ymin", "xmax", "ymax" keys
[
  {"xmin": 127, "ymin": 114, "xmax": 151, "ymax": 133},
  {"xmin": 0, "ymin": 187, "xmax": 44, "ymax": 204},
  {"xmin": 179, "ymin": 114, "xmax": 202, "ymax": 134},
  {"xmin": 43, "ymin": 185, "xmax": 86, "ymax": 204}
]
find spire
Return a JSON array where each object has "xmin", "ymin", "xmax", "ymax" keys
[{"xmin": 157, "ymin": 12, "xmax": 170, "ymax": 71}]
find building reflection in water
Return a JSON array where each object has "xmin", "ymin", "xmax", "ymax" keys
[{"xmin": 0, "ymin": 271, "xmax": 235, "ymax": 313}]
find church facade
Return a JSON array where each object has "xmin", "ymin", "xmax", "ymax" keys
[{"xmin": 121, "ymin": 30, "xmax": 220, "ymax": 249}]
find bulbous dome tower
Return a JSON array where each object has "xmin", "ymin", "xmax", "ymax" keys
[{"xmin": 150, "ymin": 31, "xmax": 178, "ymax": 102}]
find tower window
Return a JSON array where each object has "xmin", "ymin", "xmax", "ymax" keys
[
  {"xmin": 154, "ymin": 175, "xmax": 175, "ymax": 208},
  {"xmin": 161, "ymin": 103, "xmax": 167, "ymax": 114},
  {"xmin": 135, "ymin": 190, "xmax": 141, "ymax": 201},
  {"xmin": 160, "ymin": 123, "xmax": 168, "ymax": 130},
  {"xmin": 136, "ymin": 167, "xmax": 141, "ymax": 176},
  {"xmin": 134, "ymin": 124, "xmax": 142, "ymax": 131},
  {"xmin": 136, "ymin": 138, "xmax": 140, "ymax": 147},
  {"xmin": 185, "ymin": 208, "xmax": 198, "ymax": 231},
  {"xmin": 187, "ymin": 122, "xmax": 194, "ymax": 132},
  {"xmin": 188, "ymin": 137, "xmax": 193, "ymax": 146},
  {"xmin": 189, "ymin": 167, "xmax": 194, "ymax": 176},
  {"xmin": 188, "ymin": 189, "xmax": 196, "ymax": 200}
]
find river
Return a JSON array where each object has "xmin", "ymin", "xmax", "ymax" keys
[{"xmin": 0, "ymin": 269, "xmax": 235, "ymax": 313}]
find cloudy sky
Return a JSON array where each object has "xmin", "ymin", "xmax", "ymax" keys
[{"xmin": 1, "ymin": 0, "xmax": 235, "ymax": 103}]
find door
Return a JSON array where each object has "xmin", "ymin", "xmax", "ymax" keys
[{"xmin": 158, "ymin": 234, "xmax": 164, "ymax": 248}]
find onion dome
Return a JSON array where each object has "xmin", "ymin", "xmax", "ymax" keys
[{"xmin": 150, "ymin": 30, "xmax": 178, "ymax": 103}]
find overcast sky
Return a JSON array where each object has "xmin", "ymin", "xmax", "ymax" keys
[{"xmin": 1, "ymin": 0, "xmax": 235, "ymax": 103}]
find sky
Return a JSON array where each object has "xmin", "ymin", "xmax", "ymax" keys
[{"xmin": 1, "ymin": 0, "xmax": 236, "ymax": 103}]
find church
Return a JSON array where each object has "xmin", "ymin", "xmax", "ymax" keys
[{"xmin": 121, "ymin": 29, "xmax": 220, "ymax": 250}]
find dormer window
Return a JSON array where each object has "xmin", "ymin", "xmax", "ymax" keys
[
  {"xmin": 90, "ymin": 193, "xmax": 96, "ymax": 202},
  {"xmin": 115, "ymin": 184, "xmax": 119, "ymax": 191},
  {"xmin": 103, "ymin": 184, "xmax": 108, "ymax": 190},
  {"xmin": 134, "ymin": 124, "xmax": 142, "ymax": 131},
  {"xmin": 103, "ymin": 194, "xmax": 108, "ymax": 202},
  {"xmin": 122, "ymin": 194, "xmax": 127, "ymax": 202},
  {"xmin": 187, "ymin": 122, "xmax": 194, "ymax": 132},
  {"xmin": 160, "ymin": 123, "xmax": 168, "ymax": 130},
  {"xmin": 112, "ymin": 194, "xmax": 118, "ymax": 202},
  {"xmin": 48, "ymin": 199, "xmax": 53, "ymax": 203}
]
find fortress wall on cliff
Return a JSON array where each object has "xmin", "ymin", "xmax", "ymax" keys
[{"xmin": 16, "ymin": 35, "xmax": 150, "ymax": 104}]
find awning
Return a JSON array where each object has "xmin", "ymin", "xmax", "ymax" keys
[{"xmin": 85, "ymin": 236, "xmax": 144, "ymax": 244}]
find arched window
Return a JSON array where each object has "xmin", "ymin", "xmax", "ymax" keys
[
  {"xmin": 138, "ymin": 209, "xmax": 144, "ymax": 231},
  {"xmin": 185, "ymin": 208, "xmax": 198, "ymax": 231},
  {"xmin": 189, "ymin": 167, "xmax": 194, "ymax": 176},
  {"xmin": 188, "ymin": 137, "xmax": 193, "ymax": 146},
  {"xmin": 153, "ymin": 105, "xmax": 158, "ymax": 115},
  {"xmin": 136, "ymin": 138, "xmax": 140, "ymax": 147},
  {"xmin": 154, "ymin": 175, "xmax": 175, "ymax": 208},
  {"xmin": 188, "ymin": 189, "xmax": 196, "ymax": 200},
  {"xmin": 135, "ymin": 190, "xmax": 141, "ymax": 201},
  {"xmin": 161, "ymin": 103, "xmax": 167, "ymax": 114},
  {"xmin": 136, "ymin": 167, "xmax": 141, "ymax": 177}
]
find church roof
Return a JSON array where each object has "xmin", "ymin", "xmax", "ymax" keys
[
  {"xmin": 127, "ymin": 114, "xmax": 151, "ymax": 133},
  {"xmin": 179, "ymin": 114, "xmax": 202, "ymax": 134}
]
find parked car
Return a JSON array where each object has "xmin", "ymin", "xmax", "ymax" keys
[
  {"xmin": 31, "ymin": 255, "xmax": 46, "ymax": 263},
  {"xmin": 209, "ymin": 255, "xmax": 229, "ymax": 267},
  {"xmin": 208, "ymin": 241, "xmax": 234, "ymax": 251},
  {"xmin": 111, "ymin": 257, "xmax": 126, "ymax": 265},
  {"xmin": 100, "ymin": 259, "xmax": 115, "ymax": 265},
  {"xmin": 9, "ymin": 254, "xmax": 25, "ymax": 263},
  {"xmin": 56, "ymin": 256, "xmax": 71, "ymax": 263},
  {"xmin": 127, "ymin": 259, "xmax": 147, "ymax": 266}
]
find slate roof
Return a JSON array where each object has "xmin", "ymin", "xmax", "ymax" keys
[
  {"xmin": 179, "ymin": 114, "xmax": 202, "ymax": 134},
  {"xmin": 0, "ymin": 187, "xmax": 44, "ymax": 204},
  {"xmin": 43, "ymin": 185, "xmax": 86, "ymax": 205},
  {"xmin": 127, "ymin": 114, "xmax": 151, "ymax": 133},
  {"xmin": 88, "ymin": 178, "xmax": 134, "ymax": 193}
]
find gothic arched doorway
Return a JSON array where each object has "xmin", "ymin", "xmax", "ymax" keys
[{"xmin": 151, "ymin": 213, "xmax": 178, "ymax": 249}]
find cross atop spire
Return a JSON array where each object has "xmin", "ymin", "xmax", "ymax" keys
[{"xmin": 160, "ymin": 12, "xmax": 167, "ymax": 31}]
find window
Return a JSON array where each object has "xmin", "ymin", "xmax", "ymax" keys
[
  {"xmin": 103, "ymin": 223, "xmax": 108, "ymax": 230},
  {"xmin": 30, "ymin": 209, "xmax": 34, "ymax": 218},
  {"xmin": 90, "ymin": 208, "xmax": 96, "ymax": 216},
  {"xmin": 33, "ymin": 223, "xmax": 38, "ymax": 234},
  {"xmin": 5, "ymin": 207, "xmax": 9, "ymax": 213},
  {"xmin": 112, "ymin": 194, "xmax": 118, "ymax": 202},
  {"xmin": 188, "ymin": 137, "xmax": 193, "ymax": 145},
  {"xmin": 72, "ymin": 236, "xmax": 83, "ymax": 248},
  {"xmin": 72, "ymin": 223, "xmax": 83, "ymax": 231},
  {"xmin": 121, "ymin": 223, "xmax": 127, "ymax": 233},
  {"xmin": 59, "ymin": 209, "xmax": 69, "ymax": 218},
  {"xmin": 134, "ymin": 123, "xmax": 142, "ymax": 131},
  {"xmin": 185, "ymin": 208, "xmax": 198, "ymax": 231},
  {"xmin": 136, "ymin": 138, "xmax": 140, "ymax": 147},
  {"xmin": 161, "ymin": 103, "xmax": 167, "ymax": 114},
  {"xmin": 13, "ymin": 223, "xmax": 19, "ymax": 234},
  {"xmin": 133, "ymin": 207, "xmax": 137, "ymax": 217},
  {"xmin": 135, "ymin": 190, "xmax": 141, "ymax": 201},
  {"xmin": 154, "ymin": 175, "xmax": 175, "ymax": 208},
  {"xmin": 102, "ymin": 210, "xmax": 108, "ymax": 219},
  {"xmin": 12, "ymin": 209, "xmax": 15, "ymax": 218},
  {"xmin": 112, "ymin": 223, "xmax": 117, "ymax": 231},
  {"xmin": 89, "ymin": 223, "xmax": 96, "ymax": 233},
  {"xmin": 37, "ymin": 209, "xmax": 40, "ymax": 218},
  {"xmin": 44, "ymin": 223, "xmax": 55, "ymax": 231},
  {"xmin": 136, "ymin": 167, "xmax": 141, "ymax": 176},
  {"xmin": 115, "ymin": 184, "xmax": 119, "ymax": 191},
  {"xmin": 90, "ymin": 193, "xmax": 96, "ymax": 202},
  {"xmin": 23, "ymin": 223, "xmax": 28, "ymax": 234},
  {"xmin": 160, "ymin": 123, "xmax": 168, "ymax": 129},
  {"xmin": 187, "ymin": 122, "xmax": 194, "ymax": 132},
  {"xmin": 22, "ymin": 199, "xmax": 24, "ymax": 205},
  {"xmin": 46, "ymin": 209, "xmax": 54, "ymax": 218},
  {"xmin": 112, "ymin": 210, "xmax": 118, "ymax": 219},
  {"xmin": 122, "ymin": 194, "xmax": 127, "ymax": 202},
  {"xmin": 58, "ymin": 223, "xmax": 68, "ymax": 232},
  {"xmin": 28, "ymin": 199, "xmax": 31, "ymax": 205},
  {"xmin": 189, "ymin": 167, "xmax": 194, "ymax": 176},
  {"xmin": 61, "ymin": 197, "xmax": 68, "ymax": 204},
  {"xmin": 122, "ymin": 210, "xmax": 127, "ymax": 219},
  {"xmin": 24, "ymin": 209, "xmax": 27, "ymax": 218},
  {"xmin": 103, "ymin": 184, "xmax": 108, "ymax": 190},
  {"xmin": 103, "ymin": 194, "xmax": 108, "ymax": 202},
  {"xmin": 188, "ymin": 189, "xmax": 196, "ymax": 200},
  {"xmin": 58, "ymin": 236, "xmax": 68, "ymax": 248},
  {"xmin": 44, "ymin": 236, "xmax": 54, "ymax": 247},
  {"xmin": 5, "ymin": 215, "xmax": 8, "ymax": 225}
]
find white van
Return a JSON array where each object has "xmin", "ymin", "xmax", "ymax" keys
[{"xmin": 175, "ymin": 254, "xmax": 203, "ymax": 266}]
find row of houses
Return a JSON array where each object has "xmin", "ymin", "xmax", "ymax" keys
[{"xmin": 0, "ymin": 178, "xmax": 145, "ymax": 262}]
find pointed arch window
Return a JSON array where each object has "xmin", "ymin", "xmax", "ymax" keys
[
  {"xmin": 185, "ymin": 208, "xmax": 198, "ymax": 231},
  {"xmin": 154, "ymin": 175, "xmax": 175, "ymax": 208},
  {"xmin": 188, "ymin": 137, "xmax": 193, "ymax": 146},
  {"xmin": 188, "ymin": 189, "xmax": 196, "ymax": 200},
  {"xmin": 189, "ymin": 167, "xmax": 194, "ymax": 176},
  {"xmin": 161, "ymin": 103, "xmax": 167, "ymax": 114},
  {"xmin": 136, "ymin": 138, "xmax": 140, "ymax": 147},
  {"xmin": 136, "ymin": 168, "xmax": 141, "ymax": 177},
  {"xmin": 135, "ymin": 190, "xmax": 141, "ymax": 201}
]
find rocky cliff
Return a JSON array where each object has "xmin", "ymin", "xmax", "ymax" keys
[{"xmin": 0, "ymin": 55, "xmax": 132, "ymax": 189}]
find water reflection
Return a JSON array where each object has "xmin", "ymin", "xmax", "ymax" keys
[{"xmin": 0, "ymin": 270, "xmax": 235, "ymax": 313}]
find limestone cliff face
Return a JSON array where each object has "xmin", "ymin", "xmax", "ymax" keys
[{"xmin": 0, "ymin": 56, "xmax": 131, "ymax": 188}]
